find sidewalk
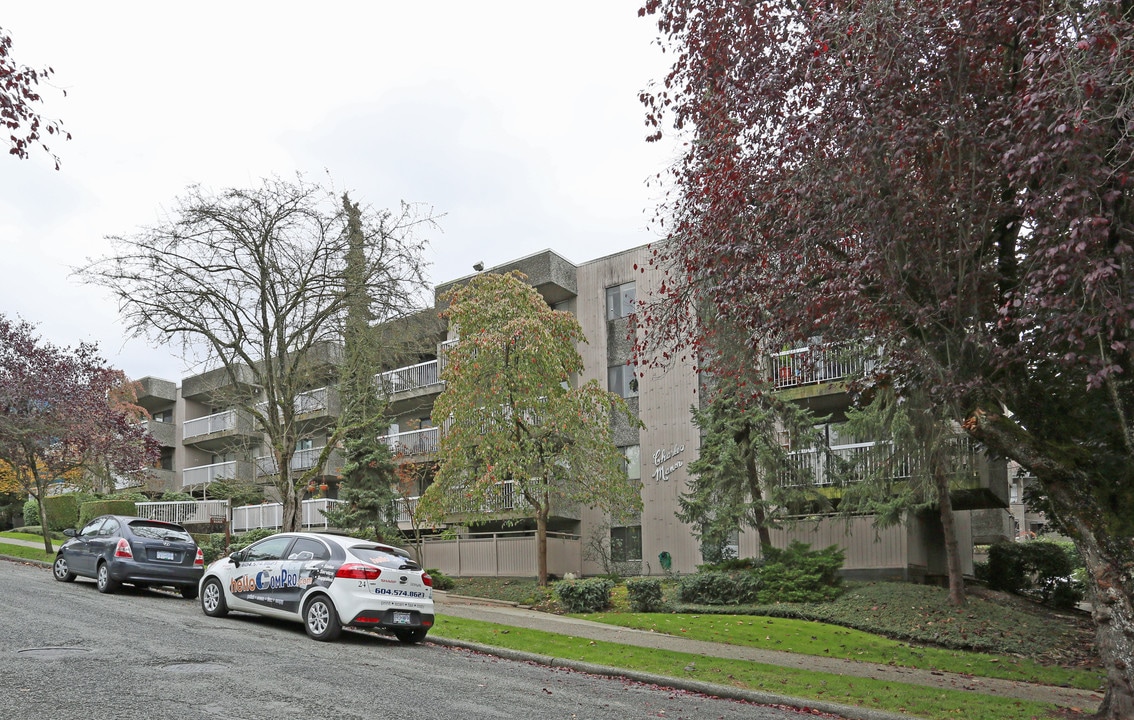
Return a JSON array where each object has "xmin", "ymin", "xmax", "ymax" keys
[{"xmin": 431, "ymin": 591, "xmax": 1102, "ymax": 717}]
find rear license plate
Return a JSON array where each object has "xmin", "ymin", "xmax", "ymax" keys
[
  {"xmin": 392, "ymin": 611, "xmax": 411, "ymax": 625},
  {"xmin": 156, "ymin": 551, "xmax": 174, "ymax": 561}
]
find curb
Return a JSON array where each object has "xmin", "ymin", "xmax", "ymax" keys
[
  {"xmin": 427, "ymin": 635, "xmax": 920, "ymax": 720},
  {"xmin": 1, "ymin": 553, "xmax": 51, "ymax": 568}
]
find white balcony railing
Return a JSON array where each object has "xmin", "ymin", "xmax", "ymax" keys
[
  {"xmin": 135, "ymin": 499, "xmax": 230, "ymax": 525},
  {"xmin": 255, "ymin": 446, "xmax": 338, "ymax": 476},
  {"xmin": 377, "ymin": 360, "xmax": 442, "ymax": 396},
  {"xmin": 781, "ymin": 438, "xmax": 973, "ymax": 487},
  {"xmin": 256, "ymin": 387, "xmax": 332, "ymax": 418},
  {"xmin": 379, "ymin": 426, "xmax": 441, "ymax": 456},
  {"xmin": 183, "ymin": 410, "xmax": 241, "ymax": 441},
  {"xmin": 182, "ymin": 460, "xmax": 239, "ymax": 487},
  {"xmin": 768, "ymin": 344, "xmax": 870, "ymax": 389},
  {"xmin": 231, "ymin": 498, "xmax": 346, "ymax": 532},
  {"xmin": 394, "ymin": 495, "xmax": 420, "ymax": 524}
]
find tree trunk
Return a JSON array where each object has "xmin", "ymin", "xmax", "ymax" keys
[
  {"xmin": 281, "ymin": 485, "xmax": 301, "ymax": 532},
  {"xmin": 1048, "ymin": 484, "xmax": 1134, "ymax": 720},
  {"xmin": 536, "ymin": 508, "xmax": 549, "ymax": 587},
  {"xmin": 933, "ymin": 462, "xmax": 964, "ymax": 606}
]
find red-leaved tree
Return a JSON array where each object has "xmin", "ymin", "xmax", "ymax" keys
[
  {"xmin": 0, "ymin": 316, "xmax": 158, "ymax": 552},
  {"xmin": 1, "ymin": 26, "xmax": 69, "ymax": 169},
  {"xmin": 639, "ymin": 1, "xmax": 1134, "ymax": 715}
]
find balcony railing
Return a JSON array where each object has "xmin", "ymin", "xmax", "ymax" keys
[
  {"xmin": 231, "ymin": 498, "xmax": 345, "ymax": 532},
  {"xmin": 377, "ymin": 360, "xmax": 442, "ymax": 396},
  {"xmin": 769, "ymin": 344, "xmax": 870, "ymax": 389},
  {"xmin": 379, "ymin": 426, "xmax": 441, "ymax": 456},
  {"xmin": 781, "ymin": 437, "xmax": 974, "ymax": 487},
  {"xmin": 254, "ymin": 446, "xmax": 342, "ymax": 476},
  {"xmin": 256, "ymin": 387, "xmax": 333, "ymax": 418},
  {"xmin": 182, "ymin": 460, "xmax": 242, "ymax": 487},
  {"xmin": 394, "ymin": 480, "xmax": 531, "ymax": 521},
  {"xmin": 135, "ymin": 499, "xmax": 230, "ymax": 525},
  {"xmin": 183, "ymin": 409, "xmax": 254, "ymax": 441}
]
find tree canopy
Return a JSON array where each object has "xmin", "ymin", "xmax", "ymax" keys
[
  {"xmin": 640, "ymin": 1, "xmax": 1134, "ymax": 714},
  {"xmin": 0, "ymin": 315, "xmax": 157, "ymax": 552},
  {"xmin": 78, "ymin": 177, "xmax": 436, "ymax": 531},
  {"xmin": 419, "ymin": 271, "xmax": 643, "ymax": 585},
  {"xmin": 1, "ymin": 27, "xmax": 69, "ymax": 169}
]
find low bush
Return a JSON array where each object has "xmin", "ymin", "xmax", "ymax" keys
[
  {"xmin": 78, "ymin": 499, "xmax": 137, "ymax": 526},
  {"xmin": 555, "ymin": 577, "xmax": 615, "ymax": 613},
  {"xmin": 22, "ymin": 497, "xmax": 39, "ymax": 526},
  {"xmin": 230, "ymin": 527, "xmax": 276, "ymax": 551},
  {"xmin": 985, "ymin": 540, "xmax": 1084, "ymax": 609},
  {"xmin": 426, "ymin": 568, "xmax": 456, "ymax": 591},
  {"xmin": 625, "ymin": 577, "xmax": 666, "ymax": 612},
  {"xmin": 679, "ymin": 542, "xmax": 844, "ymax": 606},
  {"xmin": 194, "ymin": 533, "xmax": 229, "ymax": 564}
]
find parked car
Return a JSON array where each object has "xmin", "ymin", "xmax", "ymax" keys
[
  {"xmin": 52, "ymin": 515, "xmax": 204, "ymax": 599},
  {"xmin": 199, "ymin": 532, "xmax": 434, "ymax": 643}
]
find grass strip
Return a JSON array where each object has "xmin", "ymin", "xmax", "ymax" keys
[
  {"xmin": 582, "ymin": 612, "xmax": 1100, "ymax": 691},
  {"xmin": 0, "ymin": 540, "xmax": 56, "ymax": 563},
  {"xmin": 430, "ymin": 615, "xmax": 1058, "ymax": 720}
]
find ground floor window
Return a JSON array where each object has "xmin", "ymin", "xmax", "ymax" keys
[{"xmin": 610, "ymin": 525, "xmax": 642, "ymax": 563}]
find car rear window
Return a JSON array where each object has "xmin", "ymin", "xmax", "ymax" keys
[
  {"xmin": 128, "ymin": 521, "xmax": 192, "ymax": 542},
  {"xmin": 350, "ymin": 546, "xmax": 420, "ymax": 570}
]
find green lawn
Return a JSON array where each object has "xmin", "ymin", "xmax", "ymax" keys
[
  {"xmin": 430, "ymin": 616, "xmax": 1059, "ymax": 720},
  {"xmin": 581, "ymin": 612, "xmax": 1099, "ymax": 690},
  {"xmin": 0, "ymin": 537, "xmax": 56, "ymax": 563}
]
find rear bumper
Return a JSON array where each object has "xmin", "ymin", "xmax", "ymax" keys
[
  {"xmin": 346, "ymin": 608, "xmax": 435, "ymax": 631},
  {"xmin": 107, "ymin": 559, "xmax": 203, "ymax": 587}
]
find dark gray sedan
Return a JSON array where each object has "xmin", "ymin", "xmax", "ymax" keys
[{"xmin": 52, "ymin": 515, "xmax": 204, "ymax": 598}]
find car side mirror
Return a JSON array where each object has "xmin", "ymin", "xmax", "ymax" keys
[
  {"xmin": 229, "ymin": 551, "xmax": 242, "ymax": 567},
  {"xmin": 63, "ymin": 528, "xmax": 76, "ymax": 538}
]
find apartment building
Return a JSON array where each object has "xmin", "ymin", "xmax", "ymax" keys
[{"xmin": 134, "ymin": 244, "xmax": 1012, "ymax": 579}]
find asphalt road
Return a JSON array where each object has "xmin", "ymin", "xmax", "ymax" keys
[{"xmin": 0, "ymin": 559, "xmax": 827, "ymax": 720}]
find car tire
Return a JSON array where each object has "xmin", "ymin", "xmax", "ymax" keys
[
  {"xmin": 180, "ymin": 584, "xmax": 199, "ymax": 600},
  {"xmin": 200, "ymin": 578, "xmax": 228, "ymax": 617},
  {"xmin": 393, "ymin": 628, "xmax": 428, "ymax": 644},
  {"xmin": 303, "ymin": 595, "xmax": 342, "ymax": 642},
  {"xmin": 96, "ymin": 562, "xmax": 119, "ymax": 594},
  {"xmin": 52, "ymin": 555, "xmax": 76, "ymax": 583}
]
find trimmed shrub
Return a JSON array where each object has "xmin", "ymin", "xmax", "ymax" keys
[
  {"xmin": 230, "ymin": 527, "xmax": 277, "ymax": 551},
  {"xmin": 193, "ymin": 533, "xmax": 229, "ymax": 565},
  {"xmin": 554, "ymin": 577, "xmax": 615, "ymax": 613},
  {"xmin": 426, "ymin": 568, "xmax": 455, "ymax": 591},
  {"xmin": 625, "ymin": 577, "xmax": 666, "ymax": 612},
  {"xmin": 986, "ymin": 540, "xmax": 1084, "ymax": 609},
  {"xmin": 22, "ymin": 497, "xmax": 39, "ymax": 526},
  {"xmin": 758, "ymin": 542, "xmax": 845, "ymax": 603},
  {"xmin": 679, "ymin": 570, "xmax": 763, "ymax": 605},
  {"xmin": 43, "ymin": 494, "xmax": 92, "ymax": 531},
  {"xmin": 79, "ymin": 499, "xmax": 137, "ymax": 526}
]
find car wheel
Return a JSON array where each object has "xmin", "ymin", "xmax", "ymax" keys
[
  {"xmin": 96, "ymin": 562, "xmax": 119, "ymax": 594},
  {"xmin": 393, "ymin": 628, "xmax": 428, "ymax": 644},
  {"xmin": 200, "ymin": 578, "xmax": 228, "ymax": 617},
  {"xmin": 52, "ymin": 555, "xmax": 76, "ymax": 583},
  {"xmin": 303, "ymin": 595, "xmax": 342, "ymax": 642},
  {"xmin": 179, "ymin": 584, "xmax": 199, "ymax": 600}
]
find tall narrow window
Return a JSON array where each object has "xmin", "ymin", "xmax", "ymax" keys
[
  {"xmin": 622, "ymin": 445, "xmax": 640, "ymax": 480},
  {"xmin": 608, "ymin": 364, "xmax": 638, "ymax": 398},
  {"xmin": 605, "ymin": 282, "xmax": 636, "ymax": 320}
]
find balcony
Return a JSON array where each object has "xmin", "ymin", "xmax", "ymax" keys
[
  {"xmin": 379, "ymin": 426, "xmax": 441, "ymax": 457},
  {"xmin": 181, "ymin": 364, "xmax": 258, "ymax": 403},
  {"xmin": 377, "ymin": 359, "xmax": 443, "ymax": 402},
  {"xmin": 769, "ymin": 344, "xmax": 869, "ymax": 389},
  {"xmin": 231, "ymin": 498, "xmax": 346, "ymax": 532},
  {"xmin": 255, "ymin": 446, "xmax": 343, "ymax": 477},
  {"xmin": 143, "ymin": 418, "xmax": 176, "ymax": 447},
  {"xmin": 181, "ymin": 460, "xmax": 254, "ymax": 488},
  {"xmin": 182, "ymin": 409, "xmax": 258, "ymax": 450},
  {"xmin": 394, "ymin": 480, "xmax": 579, "ymax": 527}
]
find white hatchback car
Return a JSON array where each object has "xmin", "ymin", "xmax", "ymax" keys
[{"xmin": 199, "ymin": 532, "xmax": 434, "ymax": 642}]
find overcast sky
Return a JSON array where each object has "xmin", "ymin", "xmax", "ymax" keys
[{"xmin": 1, "ymin": 2, "xmax": 678, "ymax": 382}]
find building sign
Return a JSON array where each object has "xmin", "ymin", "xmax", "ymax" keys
[{"xmin": 652, "ymin": 443, "xmax": 685, "ymax": 482}]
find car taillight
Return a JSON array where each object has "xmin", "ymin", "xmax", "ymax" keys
[
  {"xmin": 114, "ymin": 539, "xmax": 133, "ymax": 558},
  {"xmin": 194, "ymin": 548, "xmax": 204, "ymax": 567},
  {"xmin": 422, "ymin": 572, "xmax": 433, "ymax": 587},
  {"xmin": 335, "ymin": 563, "xmax": 381, "ymax": 580}
]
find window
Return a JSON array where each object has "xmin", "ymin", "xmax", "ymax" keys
[
  {"xmin": 610, "ymin": 525, "xmax": 643, "ymax": 563},
  {"xmin": 606, "ymin": 282, "xmax": 636, "ymax": 320},
  {"xmin": 622, "ymin": 445, "xmax": 640, "ymax": 480},
  {"xmin": 288, "ymin": 537, "xmax": 330, "ymax": 561},
  {"xmin": 608, "ymin": 364, "xmax": 639, "ymax": 398},
  {"xmin": 297, "ymin": 438, "xmax": 314, "ymax": 451},
  {"xmin": 79, "ymin": 518, "xmax": 104, "ymax": 538},
  {"xmin": 242, "ymin": 536, "xmax": 293, "ymax": 562},
  {"xmin": 152, "ymin": 409, "xmax": 173, "ymax": 423},
  {"xmin": 98, "ymin": 518, "xmax": 119, "ymax": 537},
  {"xmin": 159, "ymin": 447, "xmax": 174, "ymax": 471}
]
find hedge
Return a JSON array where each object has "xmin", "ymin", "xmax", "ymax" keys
[{"xmin": 79, "ymin": 500, "xmax": 139, "ymax": 527}]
